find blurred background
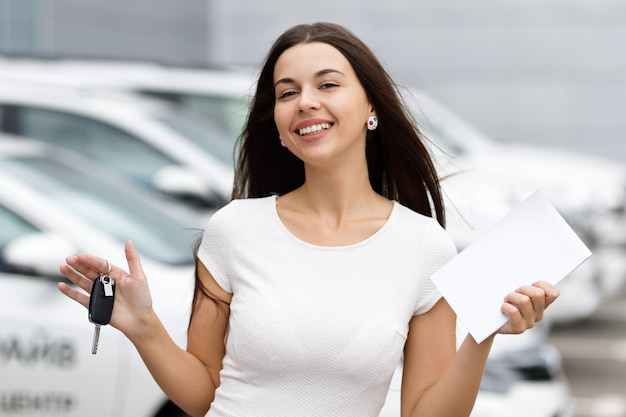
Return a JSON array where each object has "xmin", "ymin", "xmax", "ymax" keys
[
  {"xmin": 1, "ymin": 1, "xmax": 625, "ymax": 417},
  {"xmin": 2, "ymin": 0, "xmax": 625, "ymax": 162}
]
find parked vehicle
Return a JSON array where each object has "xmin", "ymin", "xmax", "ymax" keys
[
  {"xmin": 0, "ymin": 137, "xmax": 201, "ymax": 416},
  {"xmin": 0, "ymin": 83, "xmax": 234, "ymax": 208},
  {"xmin": 0, "ymin": 58, "xmax": 253, "ymax": 147}
]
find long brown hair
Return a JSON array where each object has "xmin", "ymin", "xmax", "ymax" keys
[{"xmin": 233, "ymin": 22, "xmax": 445, "ymax": 226}]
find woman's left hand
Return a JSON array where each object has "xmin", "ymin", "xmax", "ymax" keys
[{"xmin": 498, "ymin": 280, "xmax": 560, "ymax": 334}]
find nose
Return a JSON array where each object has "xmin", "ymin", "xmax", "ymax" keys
[{"xmin": 296, "ymin": 86, "xmax": 320, "ymax": 112}]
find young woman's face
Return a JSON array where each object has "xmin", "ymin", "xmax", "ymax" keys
[{"xmin": 273, "ymin": 42, "xmax": 374, "ymax": 167}]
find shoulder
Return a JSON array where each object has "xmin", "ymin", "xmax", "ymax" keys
[
  {"xmin": 391, "ymin": 202, "xmax": 450, "ymax": 238},
  {"xmin": 213, "ymin": 195, "xmax": 276, "ymax": 215},
  {"xmin": 201, "ymin": 196, "xmax": 276, "ymax": 248},
  {"xmin": 197, "ymin": 196, "xmax": 277, "ymax": 289},
  {"xmin": 207, "ymin": 195, "xmax": 276, "ymax": 228},
  {"xmin": 392, "ymin": 202, "xmax": 457, "ymax": 257}
]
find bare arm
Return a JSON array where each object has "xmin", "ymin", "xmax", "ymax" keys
[
  {"xmin": 128, "ymin": 261, "xmax": 231, "ymax": 416},
  {"xmin": 401, "ymin": 281, "xmax": 559, "ymax": 417},
  {"xmin": 58, "ymin": 241, "xmax": 231, "ymax": 417}
]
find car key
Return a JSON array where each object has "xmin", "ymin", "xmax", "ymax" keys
[{"xmin": 88, "ymin": 273, "xmax": 115, "ymax": 354}]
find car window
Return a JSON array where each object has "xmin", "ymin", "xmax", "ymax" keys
[
  {"xmin": 141, "ymin": 91, "xmax": 248, "ymax": 144},
  {"xmin": 0, "ymin": 204, "xmax": 39, "ymax": 272},
  {"xmin": 15, "ymin": 106, "xmax": 176, "ymax": 187},
  {"xmin": 156, "ymin": 114, "xmax": 236, "ymax": 168},
  {"xmin": 0, "ymin": 157, "xmax": 199, "ymax": 265}
]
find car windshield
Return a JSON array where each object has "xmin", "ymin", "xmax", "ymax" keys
[{"xmin": 0, "ymin": 156, "xmax": 201, "ymax": 265}]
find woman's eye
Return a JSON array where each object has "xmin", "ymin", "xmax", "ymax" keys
[
  {"xmin": 320, "ymin": 83, "xmax": 338, "ymax": 89},
  {"xmin": 278, "ymin": 90, "xmax": 296, "ymax": 99}
]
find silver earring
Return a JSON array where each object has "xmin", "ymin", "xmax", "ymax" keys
[
  {"xmin": 279, "ymin": 136, "xmax": 286, "ymax": 147},
  {"xmin": 367, "ymin": 115, "xmax": 378, "ymax": 131}
]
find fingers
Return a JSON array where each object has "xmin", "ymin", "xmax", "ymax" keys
[
  {"xmin": 58, "ymin": 248, "xmax": 130, "ymax": 305},
  {"xmin": 58, "ymin": 241, "xmax": 144, "ymax": 296},
  {"xmin": 509, "ymin": 285, "xmax": 546, "ymax": 322},
  {"xmin": 57, "ymin": 243, "xmax": 155, "ymax": 339},
  {"xmin": 533, "ymin": 280, "xmax": 560, "ymax": 308},
  {"xmin": 57, "ymin": 281, "xmax": 90, "ymax": 309},
  {"xmin": 125, "ymin": 240, "xmax": 145, "ymax": 280},
  {"xmin": 66, "ymin": 253, "xmax": 112, "ymax": 281},
  {"xmin": 499, "ymin": 281, "xmax": 560, "ymax": 335},
  {"xmin": 59, "ymin": 257, "xmax": 95, "ymax": 293}
]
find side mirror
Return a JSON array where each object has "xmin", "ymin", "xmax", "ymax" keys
[
  {"xmin": 153, "ymin": 165, "xmax": 227, "ymax": 207},
  {"xmin": 4, "ymin": 233, "xmax": 75, "ymax": 278}
]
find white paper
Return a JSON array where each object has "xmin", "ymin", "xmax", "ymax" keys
[{"xmin": 431, "ymin": 190, "xmax": 592, "ymax": 344}]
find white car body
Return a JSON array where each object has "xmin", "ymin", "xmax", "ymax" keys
[
  {"xmin": 0, "ymin": 139, "xmax": 201, "ymax": 416},
  {"xmin": 0, "ymin": 82, "xmax": 234, "ymax": 207}
]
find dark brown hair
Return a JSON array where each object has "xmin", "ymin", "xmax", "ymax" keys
[{"xmin": 233, "ymin": 22, "xmax": 445, "ymax": 226}]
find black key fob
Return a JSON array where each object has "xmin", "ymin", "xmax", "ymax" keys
[{"xmin": 88, "ymin": 275, "xmax": 115, "ymax": 326}]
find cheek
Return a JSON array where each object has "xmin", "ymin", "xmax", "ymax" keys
[
  {"xmin": 335, "ymin": 96, "xmax": 369, "ymax": 126},
  {"xmin": 273, "ymin": 105, "xmax": 290, "ymax": 133}
]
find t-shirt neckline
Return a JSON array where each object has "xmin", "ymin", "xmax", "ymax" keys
[{"xmin": 270, "ymin": 194, "xmax": 398, "ymax": 250}]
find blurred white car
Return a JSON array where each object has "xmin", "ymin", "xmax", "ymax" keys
[
  {"xmin": 0, "ymin": 137, "xmax": 201, "ymax": 416},
  {"xmin": 0, "ymin": 82, "xmax": 234, "ymax": 208},
  {"xmin": 0, "ymin": 58, "xmax": 253, "ymax": 147},
  {"xmin": 75, "ymin": 60, "xmax": 252, "ymax": 140}
]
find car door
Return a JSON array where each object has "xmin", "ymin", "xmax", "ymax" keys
[{"xmin": 0, "ymin": 204, "xmax": 124, "ymax": 417}]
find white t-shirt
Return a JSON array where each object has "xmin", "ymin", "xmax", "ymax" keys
[{"xmin": 197, "ymin": 195, "xmax": 457, "ymax": 417}]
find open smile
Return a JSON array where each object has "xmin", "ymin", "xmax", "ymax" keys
[{"xmin": 296, "ymin": 122, "xmax": 333, "ymax": 137}]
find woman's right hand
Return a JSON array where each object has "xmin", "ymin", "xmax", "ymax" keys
[{"xmin": 57, "ymin": 240, "xmax": 155, "ymax": 341}]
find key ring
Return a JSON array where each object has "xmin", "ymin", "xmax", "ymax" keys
[{"xmin": 103, "ymin": 260, "xmax": 111, "ymax": 277}]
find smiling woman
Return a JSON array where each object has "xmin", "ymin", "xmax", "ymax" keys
[{"xmin": 58, "ymin": 22, "xmax": 560, "ymax": 417}]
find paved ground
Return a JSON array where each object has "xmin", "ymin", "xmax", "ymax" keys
[{"xmin": 549, "ymin": 289, "xmax": 626, "ymax": 417}]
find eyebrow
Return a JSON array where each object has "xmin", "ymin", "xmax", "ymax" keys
[{"xmin": 274, "ymin": 68, "xmax": 346, "ymax": 88}]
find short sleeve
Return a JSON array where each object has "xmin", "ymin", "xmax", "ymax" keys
[
  {"xmin": 413, "ymin": 220, "xmax": 458, "ymax": 315},
  {"xmin": 196, "ymin": 203, "xmax": 237, "ymax": 294}
]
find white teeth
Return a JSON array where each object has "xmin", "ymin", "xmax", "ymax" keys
[{"xmin": 298, "ymin": 123, "xmax": 331, "ymax": 136}]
